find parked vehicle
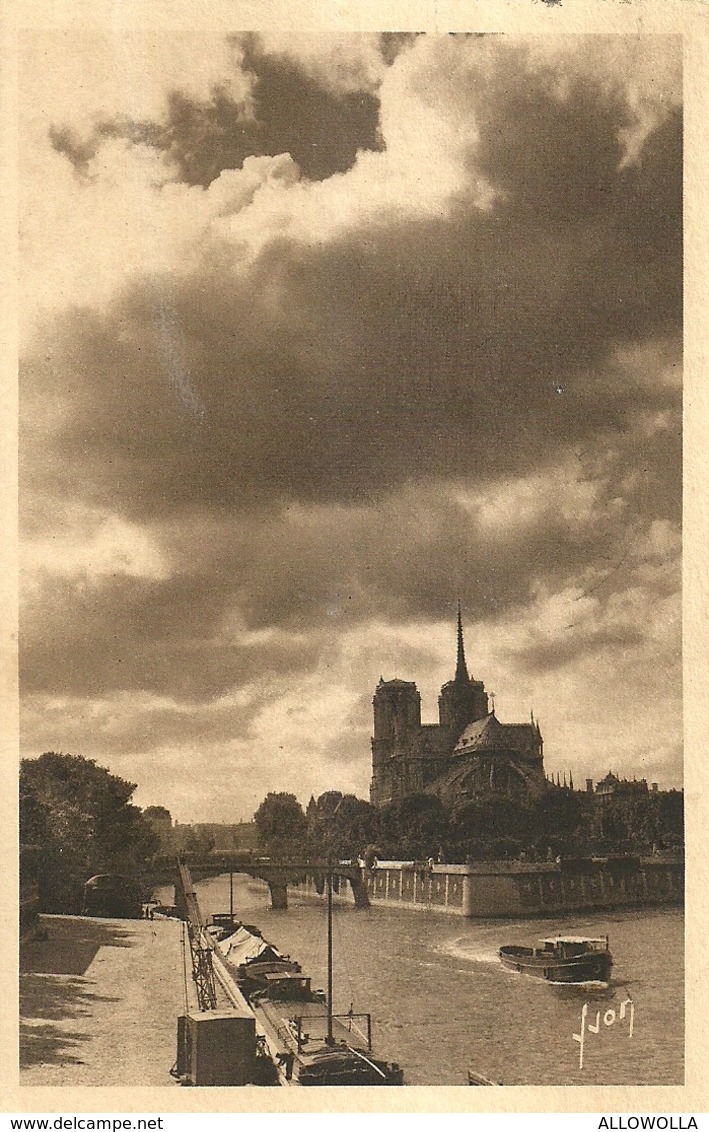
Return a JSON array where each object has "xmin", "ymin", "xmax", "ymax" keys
[{"xmin": 82, "ymin": 874, "xmax": 142, "ymax": 919}]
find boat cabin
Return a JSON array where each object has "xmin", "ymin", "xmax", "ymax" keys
[
  {"xmin": 537, "ymin": 936, "xmax": 609, "ymax": 958},
  {"xmin": 258, "ymin": 972, "xmax": 314, "ymax": 1001}
]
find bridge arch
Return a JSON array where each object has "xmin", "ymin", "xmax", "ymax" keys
[{"xmin": 154, "ymin": 853, "xmax": 370, "ymax": 912}]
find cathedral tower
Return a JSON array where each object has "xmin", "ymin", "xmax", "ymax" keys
[
  {"xmin": 438, "ymin": 604, "xmax": 488, "ymax": 736},
  {"xmin": 370, "ymin": 678, "xmax": 422, "ymax": 806}
]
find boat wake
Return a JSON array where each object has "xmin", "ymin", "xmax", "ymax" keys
[
  {"xmin": 547, "ymin": 978, "xmax": 610, "ymax": 989},
  {"xmin": 438, "ymin": 940, "xmax": 500, "ymax": 965}
]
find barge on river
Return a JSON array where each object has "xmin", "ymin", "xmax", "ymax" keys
[
  {"xmin": 499, "ymin": 935, "xmax": 612, "ymax": 983},
  {"xmin": 246, "ymin": 969, "xmax": 403, "ymax": 1085},
  {"xmin": 213, "ymin": 890, "xmax": 403, "ymax": 1086}
]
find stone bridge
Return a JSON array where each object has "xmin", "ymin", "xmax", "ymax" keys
[{"xmin": 153, "ymin": 852, "xmax": 370, "ymax": 911}]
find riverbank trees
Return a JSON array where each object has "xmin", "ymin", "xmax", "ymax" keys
[
  {"xmin": 257, "ymin": 784, "xmax": 684, "ymax": 863},
  {"xmin": 20, "ymin": 752, "xmax": 159, "ymax": 913},
  {"xmin": 305, "ymin": 792, "xmax": 379, "ymax": 860},
  {"xmin": 254, "ymin": 791, "xmax": 308, "ymax": 859}
]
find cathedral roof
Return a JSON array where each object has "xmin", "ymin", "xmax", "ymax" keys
[
  {"xmin": 453, "ymin": 714, "xmax": 539, "ymax": 755},
  {"xmin": 410, "ymin": 726, "xmax": 452, "ymax": 758},
  {"xmin": 454, "ymin": 714, "xmax": 496, "ymax": 750}
]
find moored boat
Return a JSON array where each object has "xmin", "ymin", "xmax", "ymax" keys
[
  {"xmin": 499, "ymin": 935, "xmax": 612, "ymax": 983},
  {"xmin": 249, "ymin": 969, "xmax": 403, "ymax": 1085},
  {"xmin": 467, "ymin": 1070, "xmax": 500, "ymax": 1085},
  {"xmin": 216, "ymin": 875, "xmax": 404, "ymax": 1086},
  {"xmin": 215, "ymin": 922, "xmax": 303, "ymax": 996}
]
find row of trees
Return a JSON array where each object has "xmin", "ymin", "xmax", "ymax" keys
[
  {"xmin": 254, "ymin": 787, "xmax": 684, "ymax": 863},
  {"xmin": 20, "ymin": 752, "xmax": 684, "ymax": 914},
  {"xmin": 20, "ymin": 752, "xmax": 160, "ymax": 914}
]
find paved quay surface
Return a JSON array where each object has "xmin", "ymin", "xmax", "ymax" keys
[{"xmin": 20, "ymin": 915, "xmax": 191, "ymax": 1087}]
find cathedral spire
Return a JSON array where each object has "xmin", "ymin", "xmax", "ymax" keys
[{"xmin": 455, "ymin": 600, "xmax": 469, "ymax": 682}]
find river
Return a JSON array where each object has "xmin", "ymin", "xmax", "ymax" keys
[{"xmin": 186, "ymin": 873, "xmax": 683, "ymax": 1087}]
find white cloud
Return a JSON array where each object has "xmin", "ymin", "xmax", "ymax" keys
[
  {"xmin": 21, "ymin": 33, "xmax": 682, "ymax": 335},
  {"xmin": 22, "ymin": 505, "xmax": 171, "ymax": 585},
  {"xmin": 21, "ymin": 29, "xmax": 251, "ymax": 136},
  {"xmin": 258, "ymin": 32, "xmax": 389, "ymax": 96}
]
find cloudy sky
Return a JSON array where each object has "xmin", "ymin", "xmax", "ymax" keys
[{"xmin": 19, "ymin": 30, "xmax": 682, "ymax": 822}]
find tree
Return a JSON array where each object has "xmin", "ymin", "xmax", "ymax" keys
[
  {"xmin": 529, "ymin": 789, "xmax": 586, "ymax": 856},
  {"xmin": 314, "ymin": 791, "xmax": 343, "ymax": 816},
  {"xmin": 449, "ymin": 796, "xmax": 533, "ymax": 860},
  {"xmin": 182, "ymin": 827, "xmax": 216, "ymax": 854},
  {"xmin": 657, "ymin": 790, "xmax": 684, "ymax": 847},
  {"xmin": 143, "ymin": 805, "xmax": 172, "ymax": 822},
  {"xmin": 306, "ymin": 793, "xmax": 380, "ymax": 860},
  {"xmin": 20, "ymin": 752, "xmax": 159, "ymax": 913},
  {"xmin": 379, "ymin": 794, "xmax": 449, "ymax": 859},
  {"xmin": 254, "ymin": 792, "xmax": 308, "ymax": 859}
]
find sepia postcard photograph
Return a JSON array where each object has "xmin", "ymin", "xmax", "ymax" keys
[{"xmin": 7, "ymin": 0, "xmax": 709, "ymax": 1117}]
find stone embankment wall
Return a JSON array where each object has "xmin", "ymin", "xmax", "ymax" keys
[{"xmin": 327, "ymin": 858, "xmax": 683, "ymax": 918}]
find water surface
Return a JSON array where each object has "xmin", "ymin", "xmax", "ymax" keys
[{"xmin": 188, "ymin": 873, "xmax": 683, "ymax": 1086}]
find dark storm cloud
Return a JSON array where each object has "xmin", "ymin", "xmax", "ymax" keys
[
  {"xmin": 20, "ymin": 570, "xmax": 323, "ymax": 699},
  {"xmin": 22, "ymin": 687, "xmax": 279, "ymax": 757},
  {"xmin": 208, "ymin": 480, "xmax": 626, "ymax": 632},
  {"xmin": 23, "ymin": 36, "xmax": 682, "ymax": 707},
  {"xmin": 48, "ymin": 124, "xmax": 99, "ymax": 177},
  {"xmin": 49, "ymin": 118, "xmax": 166, "ymax": 178},
  {"xmin": 24, "ymin": 82, "xmax": 681, "ymax": 522},
  {"xmin": 472, "ymin": 87, "xmax": 682, "ymax": 338},
  {"xmin": 21, "ymin": 438, "xmax": 678, "ymax": 702},
  {"xmin": 378, "ymin": 33, "xmax": 421, "ymax": 66},
  {"xmin": 50, "ymin": 33, "xmax": 384, "ymax": 186},
  {"xmin": 511, "ymin": 624, "xmax": 650, "ymax": 675}
]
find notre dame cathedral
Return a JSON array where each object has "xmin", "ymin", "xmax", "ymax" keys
[{"xmin": 370, "ymin": 607, "xmax": 548, "ymax": 807}]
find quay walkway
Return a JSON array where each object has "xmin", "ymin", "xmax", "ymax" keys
[{"xmin": 19, "ymin": 914, "xmax": 199, "ymax": 1087}]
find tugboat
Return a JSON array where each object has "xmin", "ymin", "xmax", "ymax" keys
[{"xmin": 499, "ymin": 935, "xmax": 612, "ymax": 983}]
